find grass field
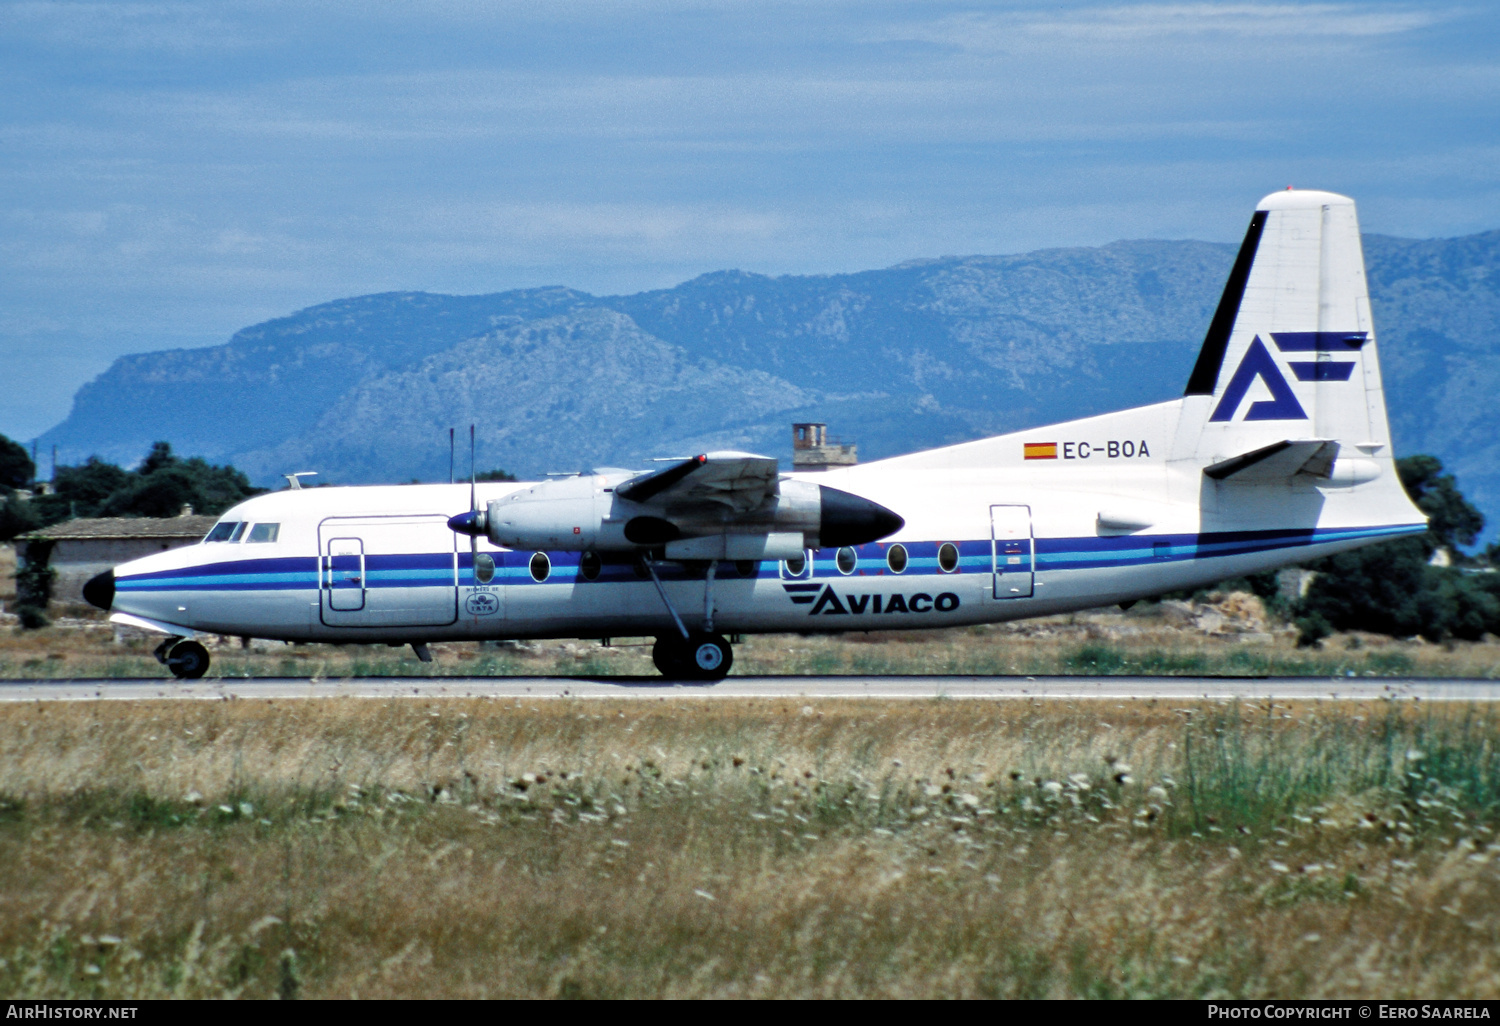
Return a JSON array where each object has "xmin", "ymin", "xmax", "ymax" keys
[{"xmin": 0, "ymin": 697, "xmax": 1496, "ymax": 998}]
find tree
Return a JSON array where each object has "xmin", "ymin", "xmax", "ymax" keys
[
  {"xmin": 1295, "ymin": 455, "xmax": 1497, "ymax": 643},
  {"xmin": 21, "ymin": 444, "xmax": 258, "ymax": 527},
  {"xmin": 0, "ymin": 434, "xmax": 34, "ymax": 492},
  {"xmin": 476, "ymin": 469, "xmax": 518, "ymax": 482},
  {"xmin": 97, "ymin": 454, "xmax": 255, "ymax": 518},
  {"xmin": 30, "ymin": 456, "xmax": 131, "ymax": 525},
  {"xmin": 0, "ymin": 493, "xmax": 40, "ymax": 541},
  {"xmin": 1396, "ymin": 454, "xmax": 1483, "ymax": 556},
  {"xmin": 138, "ymin": 441, "xmax": 177, "ymax": 477}
]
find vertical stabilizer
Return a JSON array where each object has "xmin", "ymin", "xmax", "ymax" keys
[{"xmin": 1177, "ymin": 190, "xmax": 1392, "ymax": 465}]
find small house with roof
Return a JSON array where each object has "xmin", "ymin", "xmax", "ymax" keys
[{"xmin": 16, "ymin": 510, "xmax": 218, "ymax": 606}]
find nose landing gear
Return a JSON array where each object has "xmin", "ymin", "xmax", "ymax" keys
[
  {"xmin": 651, "ymin": 632, "xmax": 733, "ymax": 681},
  {"xmin": 154, "ymin": 638, "xmax": 211, "ymax": 680}
]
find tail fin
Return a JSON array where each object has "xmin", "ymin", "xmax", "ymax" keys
[{"xmin": 1177, "ymin": 189, "xmax": 1392, "ymax": 466}]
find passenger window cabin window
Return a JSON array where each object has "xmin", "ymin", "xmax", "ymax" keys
[
  {"xmin": 247, "ymin": 523, "xmax": 280, "ymax": 543},
  {"xmin": 206, "ymin": 522, "xmax": 241, "ymax": 543}
]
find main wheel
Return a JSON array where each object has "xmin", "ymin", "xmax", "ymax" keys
[
  {"xmin": 652, "ymin": 636, "xmax": 688, "ymax": 677},
  {"xmin": 651, "ymin": 633, "xmax": 732, "ymax": 680},
  {"xmin": 166, "ymin": 640, "xmax": 210, "ymax": 680},
  {"xmin": 683, "ymin": 632, "xmax": 733, "ymax": 681}
]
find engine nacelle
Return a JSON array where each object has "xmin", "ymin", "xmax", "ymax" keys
[
  {"xmin": 483, "ymin": 475, "xmax": 618, "ymax": 552},
  {"xmin": 464, "ymin": 473, "xmax": 902, "ymax": 554}
]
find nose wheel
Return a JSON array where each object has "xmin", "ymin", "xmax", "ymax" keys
[
  {"xmin": 160, "ymin": 639, "xmax": 210, "ymax": 679},
  {"xmin": 652, "ymin": 632, "xmax": 733, "ymax": 681}
]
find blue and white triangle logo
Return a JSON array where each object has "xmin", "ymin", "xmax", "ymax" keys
[{"xmin": 1209, "ymin": 337, "xmax": 1308, "ymax": 422}]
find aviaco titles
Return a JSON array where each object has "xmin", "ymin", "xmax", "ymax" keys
[{"xmin": 85, "ymin": 190, "xmax": 1426, "ymax": 680}]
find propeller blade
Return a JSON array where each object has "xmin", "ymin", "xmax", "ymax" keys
[{"xmin": 469, "ymin": 424, "xmax": 479, "ymax": 567}]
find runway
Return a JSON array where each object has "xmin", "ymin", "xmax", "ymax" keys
[{"xmin": 0, "ymin": 675, "xmax": 1495, "ymax": 702}]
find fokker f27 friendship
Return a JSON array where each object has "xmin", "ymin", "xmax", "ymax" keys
[{"xmin": 84, "ymin": 190, "xmax": 1426, "ymax": 680}]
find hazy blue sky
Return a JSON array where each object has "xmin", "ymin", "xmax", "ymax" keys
[{"xmin": 3, "ymin": 1, "xmax": 1498, "ymax": 441}]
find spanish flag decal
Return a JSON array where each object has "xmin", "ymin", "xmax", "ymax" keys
[{"xmin": 1023, "ymin": 442, "xmax": 1058, "ymax": 460}]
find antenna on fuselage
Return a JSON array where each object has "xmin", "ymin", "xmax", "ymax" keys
[{"xmin": 283, "ymin": 472, "xmax": 317, "ymax": 490}]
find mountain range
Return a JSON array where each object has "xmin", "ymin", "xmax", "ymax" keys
[{"xmin": 35, "ymin": 228, "xmax": 1500, "ymax": 532}]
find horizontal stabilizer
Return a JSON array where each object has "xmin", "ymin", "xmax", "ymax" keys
[{"xmin": 1204, "ymin": 440, "xmax": 1337, "ymax": 482}]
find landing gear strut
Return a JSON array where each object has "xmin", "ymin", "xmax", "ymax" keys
[{"xmin": 652, "ymin": 632, "xmax": 733, "ymax": 681}]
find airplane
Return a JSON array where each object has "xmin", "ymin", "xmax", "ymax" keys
[{"xmin": 83, "ymin": 189, "xmax": 1426, "ymax": 681}]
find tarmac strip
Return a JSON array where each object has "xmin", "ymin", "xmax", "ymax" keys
[{"xmin": 0, "ymin": 676, "xmax": 1494, "ymax": 702}]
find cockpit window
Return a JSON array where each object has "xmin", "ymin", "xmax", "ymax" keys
[
  {"xmin": 246, "ymin": 523, "xmax": 280, "ymax": 544},
  {"xmin": 229, "ymin": 522, "xmax": 248, "ymax": 542},
  {"xmin": 205, "ymin": 521, "xmax": 242, "ymax": 543}
]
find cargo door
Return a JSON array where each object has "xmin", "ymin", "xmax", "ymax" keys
[{"xmin": 319, "ymin": 515, "xmax": 458, "ymax": 628}]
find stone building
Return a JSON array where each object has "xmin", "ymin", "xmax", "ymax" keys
[
  {"xmin": 791, "ymin": 423, "xmax": 858, "ymax": 472},
  {"xmin": 16, "ymin": 512, "xmax": 218, "ymax": 606}
]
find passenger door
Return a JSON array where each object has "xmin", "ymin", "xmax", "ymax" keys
[
  {"xmin": 990, "ymin": 504, "xmax": 1034, "ymax": 599},
  {"xmin": 326, "ymin": 538, "xmax": 365, "ymax": 610}
]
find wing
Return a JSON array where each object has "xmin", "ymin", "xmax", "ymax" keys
[{"xmin": 616, "ymin": 451, "xmax": 779, "ymax": 514}]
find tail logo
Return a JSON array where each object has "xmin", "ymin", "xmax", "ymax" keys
[
  {"xmin": 1209, "ymin": 336, "xmax": 1306, "ymax": 422},
  {"xmin": 1209, "ymin": 332, "xmax": 1367, "ymax": 423}
]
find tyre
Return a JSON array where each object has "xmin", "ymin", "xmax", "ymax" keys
[
  {"xmin": 652, "ymin": 633, "xmax": 733, "ymax": 681},
  {"xmin": 652, "ymin": 636, "xmax": 687, "ymax": 677},
  {"xmin": 684, "ymin": 633, "xmax": 733, "ymax": 681},
  {"xmin": 167, "ymin": 640, "xmax": 210, "ymax": 680}
]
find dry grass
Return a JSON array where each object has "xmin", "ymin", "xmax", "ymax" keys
[{"xmin": 0, "ymin": 697, "xmax": 1496, "ymax": 999}]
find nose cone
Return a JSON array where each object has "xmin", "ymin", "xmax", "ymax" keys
[
  {"xmin": 447, "ymin": 510, "xmax": 486, "ymax": 536},
  {"xmin": 818, "ymin": 485, "xmax": 905, "ymax": 547},
  {"xmin": 83, "ymin": 569, "xmax": 115, "ymax": 611}
]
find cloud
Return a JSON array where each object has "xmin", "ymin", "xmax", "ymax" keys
[
  {"xmin": 873, "ymin": 3, "xmax": 1444, "ymax": 54},
  {"xmin": 1, "ymin": 1, "xmax": 260, "ymax": 51}
]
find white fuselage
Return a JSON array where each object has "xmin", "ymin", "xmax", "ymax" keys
[{"xmin": 104, "ymin": 397, "xmax": 1424, "ymax": 644}]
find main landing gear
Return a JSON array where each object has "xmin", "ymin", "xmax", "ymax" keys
[
  {"xmin": 652, "ymin": 632, "xmax": 734, "ymax": 681},
  {"xmin": 640, "ymin": 556, "xmax": 733, "ymax": 681},
  {"xmin": 155, "ymin": 638, "xmax": 210, "ymax": 680}
]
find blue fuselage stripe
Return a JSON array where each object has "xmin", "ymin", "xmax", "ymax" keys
[{"xmin": 113, "ymin": 523, "xmax": 1426, "ymax": 594}]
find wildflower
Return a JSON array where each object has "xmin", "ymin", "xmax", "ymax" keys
[
  {"xmin": 184, "ymin": 791, "xmax": 203, "ymax": 804},
  {"xmin": 1270, "ymin": 861, "xmax": 1290, "ymax": 873},
  {"xmin": 1040, "ymin": 781, "xmax": 1063, "ymax": 798},
  {"xmin": 1147, "ymin": 786, "xmax": 1169, "ymax": 803},
  {"xmin": 239, "ymin": 802, "xmax": 254, "ymax": 817},
  {"xmin": 1406, "ymin": 750, "xmax": 1425, "ymax": 762},
  {"xmin": 694, "ymin": 889, "xmax": 716, "ymax": 902}
]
